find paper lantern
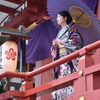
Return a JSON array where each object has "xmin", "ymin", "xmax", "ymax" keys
[{"xmin": 0, "ymin": 41, "xmax": 18, "ymax": 72}]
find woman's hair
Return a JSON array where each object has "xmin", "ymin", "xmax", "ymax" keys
[{"xmin": 58, "ymin": 11, "xmax": 72, "ymax": 24}]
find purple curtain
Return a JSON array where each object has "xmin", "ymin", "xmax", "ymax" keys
[
  {"xmin": 82, "ymin": 0, "xmax": 98, "ymax": 14},
  {"xmin": 18, "ymin": 20, "xmax": 58, "ymax": 63}
]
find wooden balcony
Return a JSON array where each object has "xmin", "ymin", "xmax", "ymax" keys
[{"xmin": 0, "ymin": 40, "xmax": 100, "ymax": 100}]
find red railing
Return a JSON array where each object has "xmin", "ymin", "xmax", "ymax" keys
[{"xmin": 0, "ymin": 40, "xmax": 100, "ymax": 100}]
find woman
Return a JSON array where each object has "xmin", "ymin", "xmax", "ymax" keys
[{"xmin": 51, "ymin": 11, "xmax": 83, "ymax": 100}]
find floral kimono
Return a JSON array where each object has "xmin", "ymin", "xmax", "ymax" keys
[{"xmin": 51, "ymin": 25, "xmax": 83, "ymax": 100}]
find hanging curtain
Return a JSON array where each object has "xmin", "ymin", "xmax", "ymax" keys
[
  {"xmin": 18, "ymin": 20, "xmax": 58, "ymax": 63},
  {"xmin": 82, "ymin": 0, "xmax": 99, "ymax": 14}
]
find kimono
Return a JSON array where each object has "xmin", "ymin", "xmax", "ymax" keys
[{"xmin": 51, "ymin": 25, "xmax": 83, "ymax": 100}]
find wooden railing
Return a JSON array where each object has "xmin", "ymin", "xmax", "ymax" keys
[{"xmin": 0, "ymin": 40, "xmax": 100, "ymax": 100}]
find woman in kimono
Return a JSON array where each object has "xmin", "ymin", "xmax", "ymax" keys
[{"xmin": 51, "ymin": 11, "xmax": 83, "ymax": 100}]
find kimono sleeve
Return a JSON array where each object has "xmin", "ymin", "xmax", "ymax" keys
[{"xmin": 63, "ymin": 31, "xmax": 82, "ymax": 53}]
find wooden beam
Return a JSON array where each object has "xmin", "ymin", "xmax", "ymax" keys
[
  {"xmin": 27, "ymin": 2, "xmax": 39, "ymax": 13},
  {"xmin": 0, "ymin": 5, "xmax": 15, "ymax": 14},
  {"xmin": 4, "ymin": 9, "xmax": 39, "ymax": 28},
  {"xmin": 4, "ymin": 10, "xmax": 29, "ymax": 28},
  {"xmin": 3, "ymin": 0, "xmax": 48, "ymax": 28},
  {"xmin": 0, "ymin": 26, "xmax": 30, "ymax": 40},
  {"xmin": 5, "ymin": 0, "xmax": 27, "ymax": 5},
  {"xmin": 0, "ymin": 91, "xmax": 24, "ymax": 99}
]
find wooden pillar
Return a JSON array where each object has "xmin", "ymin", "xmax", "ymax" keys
[
  {"xmin": 41, "ymin": 58, "xmax": 52, "ymax": 100},
  {"xmin": 15, "ymin": 97, "xmax": 24, "ymax": 100},
  {"xmin": 96, "ymin": 0, "xmax": 100, "ymax": 20},
  {"xmin": 21, "ymin": 81, "xmax": 33, "ymax": 91},
  {"xmin": 15, "ymin": 95, "xmax": 36, "ymax": 100},
  {"xmin": 24, "ymin": 95, "xmax": 36, "ymax": 100},
  {"xmin": 74, "ymin": 48, "xmax": 100, "ymax": 100},
  {"xmin": 74, "ymin": 48, "xmax": 95, "ymax": 98},
  {"xmin": 21, "ymin": 81, "xmax": 35, "ymax": 100}
]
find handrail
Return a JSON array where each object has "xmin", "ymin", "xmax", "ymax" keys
[
  {"xmin": 0, "ymin": 90, "xmax": 24, "ymax": 99},
  {"xmin": 26, "ymin": 40, "xmax": 100, "ymax": 78},
  {"xmin": 0, "ymin": 40, "xmax": 100, "ymax": 80},
  {"xmin": 25, "ymin": 63, "xmax": 100, "ymax": 97},
  {"xmin": 0, "ymin": 71, "xmax": 25, "ymax": 79},
  {"xmin": 1, "ymin": 63, "xmax": 100, "ymax": 99},
  {"xmin": 0, "ymin": 40, "xmax": 100, "ymax": 100}
]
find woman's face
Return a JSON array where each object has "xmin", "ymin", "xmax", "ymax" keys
[{"xmin": 56, "ymin": 14, "xmax": 67, "ymax": 25}]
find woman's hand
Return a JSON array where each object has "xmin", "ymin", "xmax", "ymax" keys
[
  {"xmin": 52, "ymin": 39, "xmax": 58, "ymax": 49},
  {"xmin": 52, "ymin": 39, "xmax": 64, "ymax": 49},
  {"xmin": 56, "ymin": 39, "xmax": 64, "ymax": 45},
  {"xmin": 53, "ymin": 39, "xmax": 63, "ymax": 45},
  {"xmin": 52, "ymin": 39, "xmax": 57, "ymax": 45}
]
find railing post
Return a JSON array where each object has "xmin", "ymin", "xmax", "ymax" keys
[
  {"xmin": 21, "ymin": 81, "xmax": 36, "ymax": 100},
  {"xmin": 14, "ymin": 96, "xmax": 36, "ymax": 100},
  {"xmin": 21, "ymin": 81, "xmax": 33, "ymax": 91},
  {"xmin": 14, "ymin": 97, "xmax": 24, "ymax": 100},
  {"xmin": 74, "ymin": 47, "xmax": 95, "ymax": 99},
  {"xmin": 24, "ymin": 95, "xmax": 36, "ymax": 100}
]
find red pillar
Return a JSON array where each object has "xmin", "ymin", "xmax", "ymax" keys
[
  {"xmin": 21, "ymin": 81, "xmax": 36, "ymax": 100},
  {"xmin": 96, "ymin": 0, "xmax": 100, "ymax": 20},
  {"xmin": 74, "ymin": 48, "xmax": 94, "ymax": 98},
  {"xmin": 74, "ymin": 48, "xmax": 100, "ymax": 100},
  {"xmin": 15, "ymin": 97, "xmax": 24, "ymax": 100},
  {"xmin": 41, "ymin": 58, "xmax": 52, "ymax": 100},
  {"xmin": 21, "ymin": 81, "xmax": 33, "ymax": 91}
]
